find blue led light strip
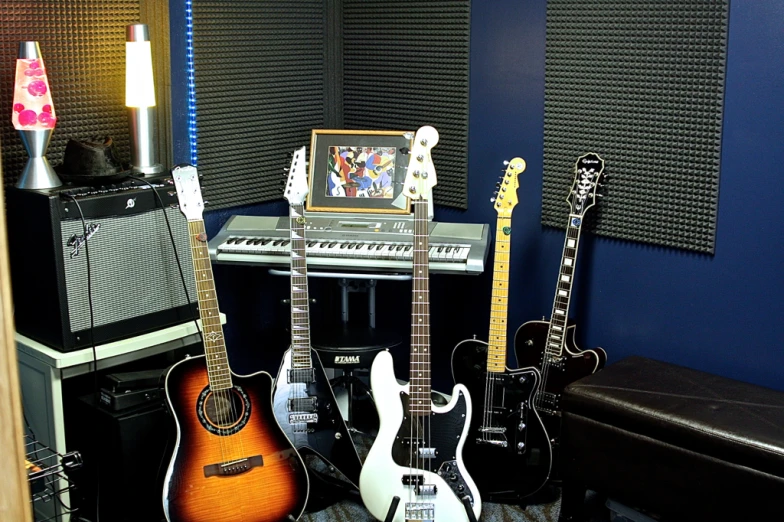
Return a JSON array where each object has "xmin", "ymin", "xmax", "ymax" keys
[{"xmin": 185, "ymin": 0, "xmax": 198, "ymax": 165}]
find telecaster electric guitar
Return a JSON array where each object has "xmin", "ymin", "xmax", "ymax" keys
[
  {"xmin": 451, "ymin": 158, "xmax": 552, "ymax": 501},
  {"xmin": 359, "ymin": 126, "xmax": 482, "ymax": 522},
  {"xmin": 163, "ymin": 165, "xmax": 308, "ymax": 522},
  {"xmin": 272, "ymin": 147, "xmax": 363, "ymax": 492},
  {"xmin": 514, "ymin": 153, "xmax": 608, "ymax": 444}
]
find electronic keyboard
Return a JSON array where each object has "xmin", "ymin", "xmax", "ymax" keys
[{"xmin": 208, "ymin": 213, "xmax": 489, "ymax": 274}]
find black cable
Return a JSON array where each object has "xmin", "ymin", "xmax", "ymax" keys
[
  {"xmin": 128, "ymin": 176, "xmax": 203, "ymax": 342},
  {"xmin": 64, "ymin": 194, "xmax": 100, "ymax": 522},
  {"xmin": 23, "ymin": 410, "xmax": 36, "ymax": 441}
]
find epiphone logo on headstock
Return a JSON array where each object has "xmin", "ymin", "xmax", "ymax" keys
[
  {"xmin": 67, "ymin": 223, "xmax": 100, "ymax": 259},
  {"xmin": 581, "ymin": 159, "xmax": 599, "ymax": 164}
]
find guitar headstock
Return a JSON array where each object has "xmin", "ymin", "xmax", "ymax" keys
[
  {"xmin": 402, "ymin": 126, "xmax": 439, "ymax": 201},
  {"xmin": 493, "ymin": 157, "xmax": 526, "ymax": 217},
  {"xmin": 171, "ymin": 164, "xmax": 204, "ymax": 221},
  {"xmin": 284, "ymin": 146, "xmax": 309, "ymax": 205},
  {"xmin": 567, "ymin": 152, "xmax": 606, "ymax": 217}
]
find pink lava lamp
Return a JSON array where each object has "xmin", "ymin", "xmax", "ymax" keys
[{"xmin": 13, "ymin": 41, "xmax": 61, "ymax": 189}]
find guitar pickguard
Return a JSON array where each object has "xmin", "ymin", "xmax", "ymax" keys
[{"xmin": 391, "ymin": 391, "xmax": 474, "ymax": 506}]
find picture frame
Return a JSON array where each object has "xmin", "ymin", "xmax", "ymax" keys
[{"xmin": 306, "ymin": 129, "xmax": 414, "ymax": 214}]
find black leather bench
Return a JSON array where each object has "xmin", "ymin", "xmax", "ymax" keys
[{"xmin": 558, "ymin": 356, "xmax": 784, "ymax": 522}]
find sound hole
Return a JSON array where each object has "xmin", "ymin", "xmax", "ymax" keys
[{"xmin": 196, "ymin": 386, "xmax": 251, "ymax": 436}]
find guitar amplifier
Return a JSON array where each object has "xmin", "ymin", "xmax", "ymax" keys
[{"xmin": 6, "ymin": 176, "xmax": 198, "ymax": 352}]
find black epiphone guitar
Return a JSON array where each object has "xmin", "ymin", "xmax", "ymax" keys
[
  {"xmin": 451, "ymin": 158, "xmax": 552, "ymax": 501},
  {"xmin": 163, "ymin": 165, "xmax": 308, "ymax": 522},
  {"xmin": 272, "ymin": 147, "xmax": 363, "ymax": 492},
  {"xmin": 514, "ymin": 153, "xmax": 608, "ymax": 443}
]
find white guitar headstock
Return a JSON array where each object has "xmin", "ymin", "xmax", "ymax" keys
[
  {"xmin": 171, "ymin": 164, "xmax": 204, "ymax": 221},
  {"xmin": 402, "ymin": 126, "xmax": 439, "ymax": 202},
  {"xmin": 284, "ymin": 146, "xmax": 309, "ymax": 205}
]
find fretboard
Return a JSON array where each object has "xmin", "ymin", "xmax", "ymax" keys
[
  {"xmin": 409, "ymin": 199, "xmax": 431, "ymax": 416},
  {"xmin": 289, "ymin": 203, "xmax": 312, "ymax": 369},
  {"xmin": 546, "ymin": 215, "xmax": 583, "ymax": 357},
  {"xmin": 487, "ymin": 215, "xmax": 512, "ymax": 373},
  {"xmin": 188, "ymin": 220, "xmax": 232, "ymax": 390}
]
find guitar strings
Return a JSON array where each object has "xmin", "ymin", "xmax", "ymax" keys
[{"xmin": 189, "ymin": 223, "xmax": 229, "ymax": 463}]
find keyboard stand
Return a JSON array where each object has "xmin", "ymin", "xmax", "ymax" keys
[{"xmin": 269, "ymin": 270, "xmax": 408, "ymax": 433}]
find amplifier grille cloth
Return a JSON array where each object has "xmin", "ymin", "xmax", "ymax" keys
[
  {"xmin": 342, "ymin": 0, "xmax": 471, "ymax": 210},
  {"xmin": 0, "ymin": 1, "xmax": 139, "ymax": 190},
  {"xmin": 61, "ymin": 207, "xmax": 196, "ymax": 332},
  {"xmin": 542, "ymin": 0, "xmax": 729, "ymax": 253}
]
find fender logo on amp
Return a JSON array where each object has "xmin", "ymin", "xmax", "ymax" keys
[
  {"xmin": 334, "ymin": 355, "xmax": 360, "ymax": 364},
  {"xmin": 67, "ymin": 223, "xmax": 100, "ymax": 258}
]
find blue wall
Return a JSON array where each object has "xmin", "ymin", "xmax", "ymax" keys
[{"xmin": 171, "ymin": 1, "xmax": 784, "ymax": 391}]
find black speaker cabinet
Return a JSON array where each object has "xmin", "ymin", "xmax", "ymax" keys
[
  {"xmin": 6, "ymin": 177, "xmax": 198, "ymax": 352},
  {"xmin": 68, "ymin": 393, "xmax": 170, "ymax": 522}
]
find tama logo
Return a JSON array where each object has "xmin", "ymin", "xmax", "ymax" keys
[
  {"xmin": 334, "ymin": 355, "xmax": 360, "ymax": 364},
  {"xmin": 67, "ymin": 223, "xmax": 100, "ymax": 258}
]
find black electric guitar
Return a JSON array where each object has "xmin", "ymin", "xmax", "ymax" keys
[
  {"xmin": 451, "ymin": 158, "xmax": 552, "ymax": 501},
  {"xmin": 272, "ymin": 147, "xmax": 363, "ymax": 493},
  {"xmin": 163, "ymin": 165, "xmax": 308, "ymax": 522},
  {"xmin": 514, "ymin": 153, "xmax": 608, "ymax": 451}
]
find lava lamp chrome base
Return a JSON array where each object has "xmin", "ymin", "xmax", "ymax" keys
[
  {"xmin": 128, "ymin": 106, "xmax": 163, "ymax": 175},
  {"xmin": 16, "ymin": 128, "xmax": 61, "ymax": 190}
]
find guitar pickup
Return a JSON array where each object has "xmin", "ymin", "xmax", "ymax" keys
[
  {"xmin": 476, "ymin": 438, "xmax": 508, "ymax": 448},
  {"xmin": 415, "ymin": 484, "xmax": 437, "ymax": 496},
  {"xmin": 405, "ymin": 502, "xmax": 434, "ymax": 522},
  {"xmin": 402, "ymin": 474, "xmax": 424, "ymax": 487},
  {"xmin": 203, "ymin": 455, "xmax": 263, "ymax": 477},
  {"xmin": 478, "ymin": 426, "xmax": 506, "ymax": 434},
  {"xmin": 289, "ymin": 413, "xmax": 318, "ymax": 424},
  {"xmin": 288, "ymin": 368, "xmax": 315, "ymax": 384},
  {"xmin": 418, "ymin": 447, "xmax": 436, "ymax": 459},
  {"xmin": 288, "ymin": 397, "xmax": 318, "ymax": 412}
]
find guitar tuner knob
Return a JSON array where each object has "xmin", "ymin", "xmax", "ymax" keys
[
  {"xmin": 503, "ymin": 160, "xmax": 510, "ymax": 165},
  {"xmin": 490, "ymin": 198, "xmax": 496, "ymax": 202}
]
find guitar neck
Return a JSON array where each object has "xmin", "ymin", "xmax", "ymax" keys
[
  {"xmin": 187, "ymin": 219, "xmax": 232, "ymax": 390},
  {"xmin": 487, "ymin": 214, "xmax": 512, "ymax": 373},
  {"xmin": 546, "ymin": 215, "xmax": 583, "ymax": 357},
  {"xmin": 410, "ymin": 198, "xmax": 431, "ymax": 417},
  {"xmin": 289, "ymin": 203, "xmax": 312, "ymax": 369}
]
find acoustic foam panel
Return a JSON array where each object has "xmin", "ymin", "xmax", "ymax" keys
[
  {"xmin": 342, "ymin": 0, "xmax": 471, "ymax": 210},
  {"xmin": 542, "ymin": 0, "xmax": 729, "ymax": 253},
  {"xmin": 191, "ymin": 0, "xmax": 471, "ymax": 211},
  {"xmin": 0, "ymin": 1, "xmax": 141, "ymax": 190},
  {"xmin": 190, "ymin": 0, "xmax": 327, "ymax": 210}
]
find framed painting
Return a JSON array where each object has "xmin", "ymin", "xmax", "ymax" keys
[{"xmin": 306, "ymin": 129, "xmax": 414, "ymax": 214}]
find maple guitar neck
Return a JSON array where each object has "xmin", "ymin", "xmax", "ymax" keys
[
  {"xmin": 186, "ymin": 219, "xmax": 232, "ymax": 390},
  {"xmin": 487, "ymin": 214, "xmax": 512, "ymax": 373}
]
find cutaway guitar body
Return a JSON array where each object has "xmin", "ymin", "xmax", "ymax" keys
[
  {"xmin": 514, "ymin": 320, "xmax": 606, "ymax": 415},
  {"xmin": 163, "ymin": 356, "xmax": 308, "ymax": 522},
  {"xmin": 452, "ymin": 339, "xmax": 552, "ymax": 500}
]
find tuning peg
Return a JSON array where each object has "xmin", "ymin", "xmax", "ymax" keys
[
  {"xmin": 495, "ymin": 182, "xmax": 502, "ymax": 188},
  {"xmin": 503, "ymin": 160, "xmax": 510, "ymax": 166},
  {"xmin": 490, "ymin": 197, "xmax": 496, "ymax": 202}
]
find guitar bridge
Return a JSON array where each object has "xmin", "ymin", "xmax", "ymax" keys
[
  {"xmin": 203, "ymin": 455, "xmax": 263, "ymax": 477},
  {"xmin": 289, "ymin": 413, "xmax": 318, "ymax": 424},
  {"xmin": 405, "ymin": 502, "xmax": 434, "ymax": 522}
]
